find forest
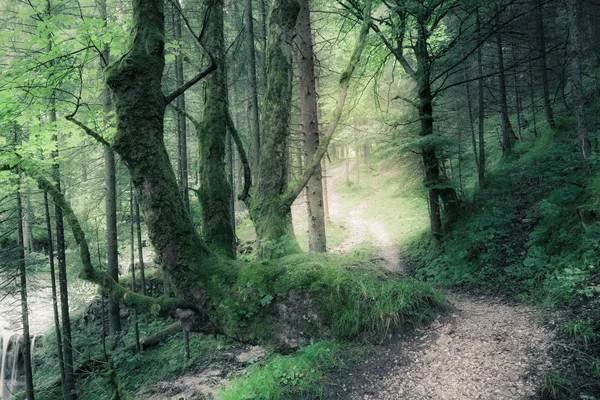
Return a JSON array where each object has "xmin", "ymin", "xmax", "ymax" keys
[{"xmin": 0, "ymin": 0, "xmax": 599, "ymax": 398}]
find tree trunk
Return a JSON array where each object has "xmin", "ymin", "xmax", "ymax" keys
[
  {"xmin": 245, "ymin": 0, "xmax": 261, "ymax": 183},
  {"xmin": 43, "ymin": 192, "xmax": 65, "ymax": 388},
  {"xmin": 249, "ymin": 0, "xmax": 302, "ymax": 257},
  {"xmin": 566, "ymin": 0, "xmax": 592, "ymax": 176},
  {"xmin": 16, "ymin": 185, "xmax": 35, "ymax": 400},
  {"xmin": 322, "ymin": 159, "xmax": 330, "ymax": 223},
  {"xmin": 512, "ymin": 44, "xmax": 523, "ymax": 142},
  {"xmin": 98, "ymin": 0, "xmax": 121, "ymax": 337},
  {"xmin": 477, "ymin": 11, "xmax": 486, "ymax": 187},
  {"xmin": 104, "ymin": 146, "xmax": 122, "ymax": 336},
  {"xmin": 528, "ymin": 61, "xmax": 539, "ymax": 137},
  {"xmin": 296, "ymin": 0, "xmax": 326, "ymax": 253},
  {"xmin": 135, "ymin": 195, "xmax": 147, "ymax": 295},
  {"xmin": 129, "ymin": 180, "xmax": 141, "ymax": 353},
  {"xmin": 48, "ymin": 86, "xmax": 76, "ymax": 400},
  {"xmin": 345, "ymin": 154, "xmax": 350, "ymax": 185},
  {"xmin": 258, "ymin": 0, "xmax": 268, "ymax": 93},
  {"xmin": 495, "ymin": 15, "xmax": 518, "ymax": 157},
  {"xmin": 198, "ymin": 0, "xmax": 235, "ymax": 258},
  {"xmin": 355, "ymin": 146, "xmax": 360, "ymax": 185},
  {"xmin": 415, "ymin": 24, "xmax": 457, "ymax": 238},
  {"xmin": 105, "ymin": 0, "xmax": 215, "ymax": 300},
  {"xmin": 536, "ymin": 0, "xmax": 556, "ymax": 130},
  {"xmin": 463, "ymin": 64, "xmax": 479, "ymax": 179},
  {"xmin": 172, "ymin": 0, "xmax": 190, "ymax": 211}
]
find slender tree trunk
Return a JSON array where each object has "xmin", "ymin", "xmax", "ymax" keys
[
  {"xmin": 355, "ymin": 146, "xmax": 360, "ymax": 185},
  {"xmin": 345, "ymin": 153, "xmax": 350, "ymax": 185},
  {"xmin": 477, "ymin": 11, "xmax": 486, "ymax": 187},
  {"xmin": 566, "ymin": 0, "xmax": 592, "ymax": 176},
  {"xmin": 463, "ymin": 66, "xmax": 479, "ymax": 177},
  {"xmin": 227, "ymin": 133, "xmax": 236, "ymax": 246},
  {"xmin": 198, "ymin": 0, "xmax": 235, "ymax": 258},
  {"xmin": 536, "ymin": 0, "xmax": 556, "ymax": 130},
  {"xmin": 258, "ymin": 0, "xmax": 268, "ymax": 92},
  {"xmin": 49, "ymin": 99, "xmax": 75, "ymax": 399},
  {"xmin": 98, "ymin": 0, "xmax": 122, "ymax": 337},
  {"xmin": 21, "ymin": 183, "xmax": 33, "ymax": 254},
  {"xmin": 16, "ymin": 185, "xmax": 35, "ymax": 400},
  {"xmin": 129, "ymin": 180, "xmax": 141, "ymax": 353},
  {"xmin": 528, "ymin": 61, "xmax": 539, "ymax": 137},
  {"xmin": 296, "ymin": 1, "xmax": 327, "ymax": 253},
  {"xmin": 43, "ymin": 192, "xmax": 65, "ymax": 387},
  {"xmin": 322, "ymin": 159, "xmax": 330, "ymax": 223},
  {"xmin": 495, "ymin": 15, "xmax": 518, "ymax": 157},
  {"xmin": 173, "ymin": 1, "xmax": 190, "ymax": 211},
  {"xmin": 245, "ymin": 0, "xmax": 261, "ymax": 182},
  {"xmin": 135, "ymin": 195, "xmax": 146, "ymax": 295},
  {"xmin": 512, "ymin": 45, "xmax": 523, "ymax": 142}
]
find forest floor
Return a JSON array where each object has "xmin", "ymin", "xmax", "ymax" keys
[
  {"xmin": 316, "ymin": 162, "xmax": 554, "ymax": 400},
  {"xmin": 139, "ymin": 161, "xmax": 555, "ymax": 399}
]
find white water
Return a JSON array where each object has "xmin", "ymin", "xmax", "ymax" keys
[
  {"xmin": 6, "ymin": 336, "xmax": 20, "ymax": 393},
  {"xmin": 0, "ymin": 286, "xmax": 52, "ymax": 400},
  {"xmin": 0, "ymin": 332, "xmax": 17, "ymax": 400}
]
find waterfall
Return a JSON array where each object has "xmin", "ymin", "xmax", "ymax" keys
[
  {"xmin": 8, "ymin": 337, "xmax": 20, "ymax": 397},
  {"xmin": 30, "ymin": 336, "xmax": 36, "ymax": 376},
  {"xmin": 1, "ymin": 332, "xmax": 16, "ymax": 400},
  {"xmin": 0, "ymin": 332, "xmax": 36, "ymax": 400}
]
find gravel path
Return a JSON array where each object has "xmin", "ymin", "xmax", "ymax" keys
[
  {"xmin": 319, "ymin": 162, "xmax": 552, "ymax": 399},
  {"xmin": 327, "ymin": 293, "xmax": 552, "ymax": 399}
]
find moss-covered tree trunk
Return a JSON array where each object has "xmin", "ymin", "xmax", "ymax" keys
[
  {"xmin": 250, "ymin": 0, "xmax": 301, "ymax": 258},
  {"xmin": 414, "ymin": 19, "xmax": 458, "ymax": 239},
  {"xmin": 198, "ymin": 0, "xmax": 235, "ymax": 258},
  {"xmin": 105, "ymin": 0, "xmax": 215, "ymax": 299}
]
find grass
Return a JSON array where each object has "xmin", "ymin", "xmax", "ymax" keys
[
  {"xmin": 217, "ymin": 341, "xmax": 345, "ymax": 400},
  {"xmin": 234, "ymin": 250, "xmax": 448, "ymax": 341}
]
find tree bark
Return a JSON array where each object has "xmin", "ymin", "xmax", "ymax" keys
[
  {"xmin": 249, "ymin": 0, "xmax": 302, "ymax": 257},
  {"xmin": 105, "ymin": 0, "xmax": 216, "ymax": 299},
  {"xmin": 415, "ymin": 20, "xmax": 458, "ymax": 238},
  {"xmin": 245, "ymin": 0, "xmax": 261, "ymax": 183},
  {"xmin": 17, "ymin": 185, "xmax": 35, "ymax": 400},
  {"xmin": 536, "ymin": 0, "xmax": 556, "ymax": 130},
  {"xmin": 98, "ymin": 0, "xmax": 121, "ymax": 335},
  {"xmin": 198, "ymin": 0, "xmax": 236, "ymax": 258},
  {"xmin": 172, "ymin": 0, "xmax": 190, "ymax": 211},
  {"xmin": 43, "ymin": 192, "xmax": 65, "ymax": 388},
  {"xmin": 129, "ymin": 180, "xmax": 141, "ymax": 353},
  {"xmin": 135, "ymin": 195, "xmax": 147, "ymax": 295},
  {"xmin": 296, "ymin": 0, "xmax": 326, "ymax": 253},
  {"xmin": 566, "ymin": 0, "xmax": 592, "ymax": 176},
  {"xmin": 495, "ymin": 14, "xmax": 518, "ymax": 158},
  {"xmin": 477, "ymin": 10, "xmax": 486, "ymax": 187}
]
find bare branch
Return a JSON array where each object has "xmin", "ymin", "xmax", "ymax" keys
[{"xmin": 164, "ymin": 63, "xmax": 217, "ymax": 105}]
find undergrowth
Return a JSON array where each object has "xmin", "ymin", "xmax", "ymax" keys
[{"xmin": 217, "ymin": 341, "xmax": 346, "ymax": 400}]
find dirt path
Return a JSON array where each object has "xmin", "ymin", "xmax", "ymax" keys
[
  {"xmin": 320, "ymin": 162, "xmax": 553, "ymax": 399},
  {"xmin": 325, "ymin": 161, "xmax": 403, "ymax": 275}
]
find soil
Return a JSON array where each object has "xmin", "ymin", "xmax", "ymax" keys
[{"xmin": 138, "ymin": 344, "xmax": 267, "ymax": 400}]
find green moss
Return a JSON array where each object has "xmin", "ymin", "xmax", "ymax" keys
[{"xmin": 232, "ymin": 252, "xmax": 447, "ymax": 341}]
